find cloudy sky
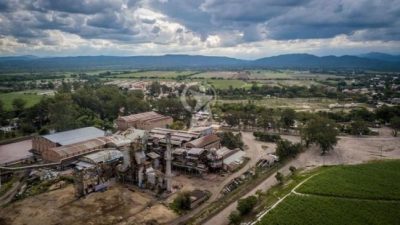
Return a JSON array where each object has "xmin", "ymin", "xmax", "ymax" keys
[{"xmin": 0, "ymin": 0, "xmax": 399, "ymax": 59}]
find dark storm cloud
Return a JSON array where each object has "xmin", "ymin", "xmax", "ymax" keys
[{"xmin": 0, "ymin": 0, "xmax": 399, "ymax": 48}]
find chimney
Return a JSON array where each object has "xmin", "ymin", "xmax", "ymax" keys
[{"xmin": 165, "ymin": 133, "xmax": 172, "ymax": 192}]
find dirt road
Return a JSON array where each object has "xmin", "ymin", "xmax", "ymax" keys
[{"xmin": 203, "ymin": 131, "xmax": 400, "ymax": 225}]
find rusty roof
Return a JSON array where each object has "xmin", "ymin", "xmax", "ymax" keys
[
  {"xmin": 186, "ymin": 134, "xmax": 220, "ymax": 148},
  {"xmin": 118, "ymin": 111, "xmax": 172, "ymax": 123}
]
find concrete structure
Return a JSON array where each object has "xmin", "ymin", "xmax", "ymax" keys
[
  {"xmin": 116, "ymin": 111, "xmax": 173, "ymax": 131},
  {"xmin": 32, "ymin": 127, "xmax": 105, "ymax": 155},
  {"xmin": 185, "ymin": 134, "xmax": 221, "ymax": 150}
]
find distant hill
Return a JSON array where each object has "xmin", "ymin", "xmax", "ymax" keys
[
  {"xmin": 359, "ymin": 52, "xmax": 400, "ymax": 62},
  {"xmin": 0, "ymin": 53, "xmax": 399, "ymax": 72}
]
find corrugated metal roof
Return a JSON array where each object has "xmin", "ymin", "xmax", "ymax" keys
[
  {"xmin": 223, "ymin": 150, "xmax": 245, "ymax": 165},
  {"xmin": 43, "ymin": 127, "xmax": 105, "ymax": 146},
  {"xmin": 186, "ymin": 134, "xmax": 220, "ymax": 148},
  {"xmin": 80, "ymin": 149, "xmax": 123, "ymax": 164}
]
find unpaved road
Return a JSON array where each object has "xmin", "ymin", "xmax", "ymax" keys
[{"xmin": 203, "ymin": 130, "xmax": 400, "ymax": 225}]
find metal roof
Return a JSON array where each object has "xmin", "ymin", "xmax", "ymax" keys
[
  {"xmin": 223, "ymin": 150, "xmax": 245, "ymax": 165},
  {"xmin": 43, "ymin": 127, "xmax": 105, "ymax": 146},
  {"xmin": 80, "ymin": 149, "xmax": 123, "ymax": 164},
  {"xmin": 186, "ymin": 134, "xmax": 220, "ymax": 148}
]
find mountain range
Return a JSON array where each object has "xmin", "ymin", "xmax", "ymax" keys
[{"xmin": 0, "ymin": 52, "xmax": 399, "ymax": 72}]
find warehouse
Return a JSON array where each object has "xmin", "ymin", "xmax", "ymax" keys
[
  {"xmin": 42, "ymin": 137, "xmax": 109, "ymax": 162},
  {"xmin": 116, "ymin": 111, "xmax": 173, "ymax": 131},
  {"xmin": 32, "ymin": 127, "xmax": 105, "ymax": 155}
]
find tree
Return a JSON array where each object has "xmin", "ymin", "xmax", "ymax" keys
[
  {"xmin": 275, "ymin": 172, "xmax": 284, "ymax": 184},
  {"xmin": 170, "ymin": 121, "xmax": 185, "ymax": 130},
  {"xmin": 49, "ymin": 94, "xmax": 81, "ymax": 131},
  {"xmin": 12, "ymin": 98, "xmax": 26, "ymax": 116},
  {"xmin": 280, "ymin": 108, "xmax": 296, "ymax": 130},
  {"xmin": 350, "ymin": 119, "xmax": 370, "ymax": 135},
  {"xmin": 301, "ymin": 116, "xmax": 338, "ymax": 155},
  {"xmin": 228, "ymin": 211, "xmax": 241, "ymax": 225},
  {"xmin": 218, "ymin": 132, "xmax": 244, "ymax": 149},
  {"xmin": 237, "ymin": 195, "xmax": 257, "ymax": 215},
  {"xmin": 275, "ymin": 140, "xmax": 302, "ymax": 160},
  {"xmin": 390, "ymin": 116, "xmax": 400, "ymax": 137}
]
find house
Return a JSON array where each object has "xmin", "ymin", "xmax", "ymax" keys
[{"xmin": 116, "ymin": 111, "xmax": 173, "ymax": 131}]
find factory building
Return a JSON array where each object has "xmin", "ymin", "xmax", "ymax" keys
[
  {"xmin": 116, "ymin": 111, "xmax": 173, "ymax": 131},
  {"xmin": 32, "ymin": 127, "xmax": 105, "ymax": 155},
  {"xmin": 149, "ymin": 128, "xmax": 200, "ymax": 147},
  {"xmin": 185, "ymin": 134, "xmax": 221, "ymax": 150}
]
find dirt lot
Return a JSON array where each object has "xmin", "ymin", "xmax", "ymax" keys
[{"xmin": 0, "ymin": 184, "xmax": 177, "ymax": 225}]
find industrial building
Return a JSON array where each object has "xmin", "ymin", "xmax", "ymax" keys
[
  {"xmin": 185, "ymin": 134, "xmax": 221, "ymax": 150},
  {"xmin": 116, "ymin": 111, "xmax": 173, "ymax": 131},
  {"xmin": 32, "ymin": 127, "xmax": 105, "ymax": 155}
]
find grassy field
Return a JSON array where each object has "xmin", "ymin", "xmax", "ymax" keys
[
  {"xmin": 297, "ymin": 160, "xmax": 400, "ymax": 200},
  {"xmin": 111, "ymin": 70, "xmax": 198, "ymax": 79},
  {"xmin": 205, "ymin": 79, "xmax": 249, "ymax": 89},
  {"xmin": 0, "ymin": 91, "xmax": 48, "ymax": 110},
  {"xmin": 217, "ymin": 98, "xmax": 338, "ymax": 110},
  {"xmin": 257, "ymin": 160, "xmax": 400, "ymax": 225}
]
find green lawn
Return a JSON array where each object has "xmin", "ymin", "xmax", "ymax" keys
[
  {"xmin": 0, "ymin": 91, "xmax": 47, "ymax": 110},
  {"xmin": 257, "ymin": 160, "xmax": 400, "ymax": 225},
  {"xmin": 297, "ymin": 160, "xmax": 400, "ymax": 200}
]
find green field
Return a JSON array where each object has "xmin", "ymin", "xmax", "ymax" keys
[
  {"xmin": 111, "ymin": 70, "xmax": 198, "ymax": 79},
  {"xmin": 258, "ymin": 160, "xmax": 400, "ymax": 225},
  {"xmin": 217, "ymin": 98, "xmax": 338, "ymax": 110},
  {"xmin": 298, "ymin": 160, "xmax": 400, "ymax": 200},
  {"xmin": 0, "ymin": 91, "xmax": 48, "ymax": 110}
]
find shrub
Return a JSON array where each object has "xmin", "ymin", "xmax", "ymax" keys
[
  {"xmin": 237, "ymin": 195, "xmax": 258, "ymax": 215},
  {"xmin": 253, "ymin": 131, "xmax": 281, "ymax": 142}
]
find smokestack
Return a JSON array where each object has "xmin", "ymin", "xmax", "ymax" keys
[{"xmin": 165, "ymin": 133, "xmax": 172, "ymax": 192}]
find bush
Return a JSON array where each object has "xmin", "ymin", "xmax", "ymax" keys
[
  {"xmin": 229, "ymin": 210, "xmax": 242, "ymax": 225},
  {"xmin": 170, "ymin": 192, "xmax": 191, "ymax": 213},
  {"xmin": 253, "ymin": 131, "xmax": 281, "ymax": 142},
  {"xmin": 275, "ymin": 172, "xmax": 284, "ymax": 184},
  {"xmin": 237, "ymin": 195, "xmax": 258, "ymax": 215}
]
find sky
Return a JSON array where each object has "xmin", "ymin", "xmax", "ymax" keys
[{"xmin": 0, "ymin": 0, "xmax": 399, "ymax": 59}]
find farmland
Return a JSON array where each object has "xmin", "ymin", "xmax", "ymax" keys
[
  {"xmin": 257, "ymin": 160, "xmax": 400, "ymax": 225},
  {"xmin": 0, "ymin": 91, "xmax": 50, "ymax": 110},
  {"xmin": 297, "ymin": 160, "xmax": 400, "ymax": 200}
]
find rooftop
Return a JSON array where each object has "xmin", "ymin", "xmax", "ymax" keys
[
  {"xmin": 43, "ymin": 127, "xmax": 105, "ymax": 146},
  {"xmin": 186, "ymin": 134, "xmax": 220, "ymax": 148},
  {"xmin": 118, "ymin": 111, "xmax": 172, "ymax": 123}
]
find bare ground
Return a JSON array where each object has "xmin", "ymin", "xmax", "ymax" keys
[{"xmin": 0, "ymin": 184, "xmax": 177, "ymax": 225}]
